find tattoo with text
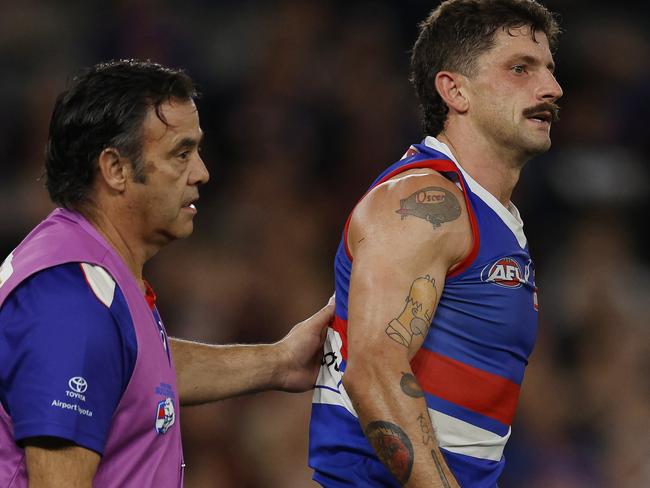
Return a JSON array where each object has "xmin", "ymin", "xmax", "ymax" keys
[
  {"xmin": 417, "ymin": 413, "xmax": 452, "ymax": 487},
  {"xmin": 400, "ymin": 373, "xmax": 424, "ymax": 398},
  {"xmin": 396, "ymin": 186, "xmax": 461, "ymax": 229},
  {"xmin": 417, "ymin": 413, "xmax": 437, "ymax": 448},
  {"xmin": 385, "ymin": 275, "xmax": 437, "ymax": 348},
  {"xmin": 364, "ymin": 421, "xmax": 414, "ymax": 485},
  {"xmin": 431, "ymin": 449, "xmax": 452, "ymax": 488}
]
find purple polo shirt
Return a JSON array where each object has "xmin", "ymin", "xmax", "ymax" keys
[{"xmin": 0, "ymin": 262, "xmax": 137, "ymax": 454}]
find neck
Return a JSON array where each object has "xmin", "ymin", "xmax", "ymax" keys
[
  {"xmin": 77, "ymin": 203, "xmax": 154, "ymax": 293},
  {"xmin": 437, "ymin": 124, "xmax": 526, "ymax": 207}
]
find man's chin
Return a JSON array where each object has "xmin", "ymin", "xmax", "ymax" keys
[
  {"xmin": 176, "ymin": 222, "xmax": 195, "ymax": 240},
  {"xmin": 523, "ymin": 134, "xmax": 552, "ymax": 157},
  {"xmin": 162, "ymin": 222, "xmax": 195, "ymax": 243}
]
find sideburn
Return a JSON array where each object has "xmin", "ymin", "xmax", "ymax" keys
[{"xmin": 130, "ymin": 157, "xmax": 148, "ymax": 184}]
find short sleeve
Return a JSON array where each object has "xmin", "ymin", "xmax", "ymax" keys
[{"xmin": 0, "ymin": 262, "xmax": 137, "ymax": 455}]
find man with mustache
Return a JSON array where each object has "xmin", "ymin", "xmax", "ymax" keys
[
  {"xmin": 309, "ymin": 0, "xmax": 562, "ymax": 486},
  {"xmin": 0, "ymin": 60, "xmax": 333, "ymax": 487}
]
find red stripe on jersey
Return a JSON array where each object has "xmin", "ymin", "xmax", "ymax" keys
[
  {"xmin": 331, "ymin": 315, "xmax": 349, "ymax": 360},
  {"xmin": 411, "ymin": 348, "xmax": 520, "ymax": 426}
]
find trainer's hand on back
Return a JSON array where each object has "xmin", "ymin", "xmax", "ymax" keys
[{"xmin": 275, "ymin": 295, "xmax": 335, "ymax": 392}]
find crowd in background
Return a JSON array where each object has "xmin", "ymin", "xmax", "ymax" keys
[{"xmin": 1, "ymin": 1, "xmax": 648, "ymax": 486}]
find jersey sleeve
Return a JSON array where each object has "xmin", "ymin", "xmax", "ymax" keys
[{"xmin": 0, "ymin": 262, "xmax": 137, "ymax": 455}]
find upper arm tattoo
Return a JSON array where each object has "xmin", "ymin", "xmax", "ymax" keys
[
  {"xmin": 395, "ymin": 186, "xmax": 461, "ymax": 229},
  {"xmin": 385, "ymin": 275, "xmax": 437, "ymax": 348},
  {"xmin": 364, "ymin": 421, "xmax": 414, "ymax": 485}
]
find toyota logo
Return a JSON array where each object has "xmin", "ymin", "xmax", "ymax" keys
[{"xmin": 68, "ymin": 377, "xmax": 88, "ymax": 393}]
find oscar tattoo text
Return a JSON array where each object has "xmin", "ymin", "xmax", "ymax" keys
[{"xmin": 395, "ymin": 186, "xmax": 461, "ymax": 229}]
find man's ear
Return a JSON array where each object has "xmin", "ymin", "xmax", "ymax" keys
[
  {"xmin": 434, "ymin": 71, "xmax": 469, "ymax": 114},
  {"xmin": 97, "ymin": 148, "xmax": 128, "ymax": 192}
]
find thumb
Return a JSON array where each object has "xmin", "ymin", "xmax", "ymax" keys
[
  {"xmin": 317, "ymin": 294, "xmax": 336, "ymax": 341},
  {"xmin": 316, "ymin": 293, "xmax": 335, "ymax": 320},
  {"xmin": 323, "ymin": 294, "xmax": 335, "ymax": 321}
]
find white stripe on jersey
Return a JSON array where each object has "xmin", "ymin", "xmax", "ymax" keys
[
  {"xmin": 430, "ymin": 409, "xmax": 511, "ymax": 461},
  {"xmin": 81, "ymin": 263, "xmax": 116, "ymax": 308},
  {"xmin": 313, "ymin": 328, "xmax": 357, "ymax": 416},
  {"xmin": 0, "ymin": 253, "xmax": 14, "ymax": 288}
]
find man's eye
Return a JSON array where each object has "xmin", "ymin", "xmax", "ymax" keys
[
  {"xmin": 178, "ymin": 151, "xmax": 190, "ymax": 160},
  {"xmin": 512, "ymin": 65, "xmax": 526, "ymax": 74}
]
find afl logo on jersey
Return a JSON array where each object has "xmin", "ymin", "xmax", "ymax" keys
[{"xmin": 481, "ymin": 257, "xmax": 524, "ymax": 288}]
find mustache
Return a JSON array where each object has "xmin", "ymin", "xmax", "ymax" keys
[{"xmin": 523, "ymin": 102, "xmax": 561, "ymax": 122}]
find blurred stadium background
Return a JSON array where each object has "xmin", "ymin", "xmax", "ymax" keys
[{"xmin": 1, "ymin": 0, "xmax": 648, "ymax": 486}]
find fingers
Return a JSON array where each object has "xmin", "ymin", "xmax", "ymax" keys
[
  {"xmin": 299, "ymin": 293, "xmax": 335, "ymax": 332},
  {"xmin": 320, "ymin": 322, "xmax": 329, "ymax": 342},
  {"xmin": 322, "ymin": 293, "xmax": 336, "ymax": 319},
  {"xmin": 317, "ymin": 294, "xmax": 336, "ymax": 340}
]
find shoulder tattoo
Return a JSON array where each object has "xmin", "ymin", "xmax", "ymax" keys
[{"xmin": 395, "ymin": 186, "xmax": 461, "ymax": 229}]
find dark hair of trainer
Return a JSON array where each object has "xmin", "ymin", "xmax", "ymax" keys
[
  {"xmin": 45, "ymin": 59, "xmax": 197, "ymax": 209},
  {"xmin": 410, "ymin": 0, "xmax": 560, "ymax": 136}
]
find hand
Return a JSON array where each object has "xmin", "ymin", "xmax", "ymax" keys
[{"xmin": 274, "ymin": 295, "xmax": 335, "ymax": 392}]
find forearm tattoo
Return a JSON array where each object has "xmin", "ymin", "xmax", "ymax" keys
[
  {"xmin": 431, "ymin": 449, "xmax": 452, "ymax": 488},
  {"xmin": 395, "ymin": 186, "xmax": 461, "ymax": 229},
  {"xmin": 417, "ymin": 413, "xmax": 437, "ymax": 454},
  {"xmin": 364, "ymin": 421, "xmax": 414, "ymax": 485},
  {"xmin": 417, "ymin": 413, "xmax": 453, "ymax": 487},
  {"xmin": 385, "ymin": 275, "xmax": 437, "ymax": 348},
  {"xmin": 400, "ymin": 373, "xmax": 424, "ymax": 398}
]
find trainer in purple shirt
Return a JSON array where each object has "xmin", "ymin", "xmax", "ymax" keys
[{"xmin": 0, "ymin": 60, "xmax": 333, "ymax": 488}]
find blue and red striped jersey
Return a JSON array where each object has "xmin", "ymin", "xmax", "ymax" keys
[{"xmin": 309, "ymin": 136, "xmax": 539, "ymax": 488}]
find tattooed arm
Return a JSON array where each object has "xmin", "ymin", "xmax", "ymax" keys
[{"xmin": 342, "ymin": 170, "xmax": 472, "ymax": 487}]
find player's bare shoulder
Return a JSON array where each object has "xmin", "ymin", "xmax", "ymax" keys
[{"xmin": 348, "ymin": 168, "xmax": 472, "ymax": 269}]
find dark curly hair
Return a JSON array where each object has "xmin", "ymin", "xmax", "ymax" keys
[
  {"xmin": 410, "ymin": 0, "xmax": 560, "ymax": 136},
  {"xmin": 45, "ymin": 59, "xmax": 198, "ymax": 209}
]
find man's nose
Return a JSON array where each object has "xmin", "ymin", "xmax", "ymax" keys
[
  {"xmin": 539, "ymin": 70, "xmax": 563, "ymax": 102},
  {"xmin": 190, "ymin": 155, "xmax": 210, "ymax": 185}
]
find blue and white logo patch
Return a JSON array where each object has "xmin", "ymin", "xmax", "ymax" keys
[{"xmin": 155, "ymin": 397, "xmax": 176, "ymax": 434}]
